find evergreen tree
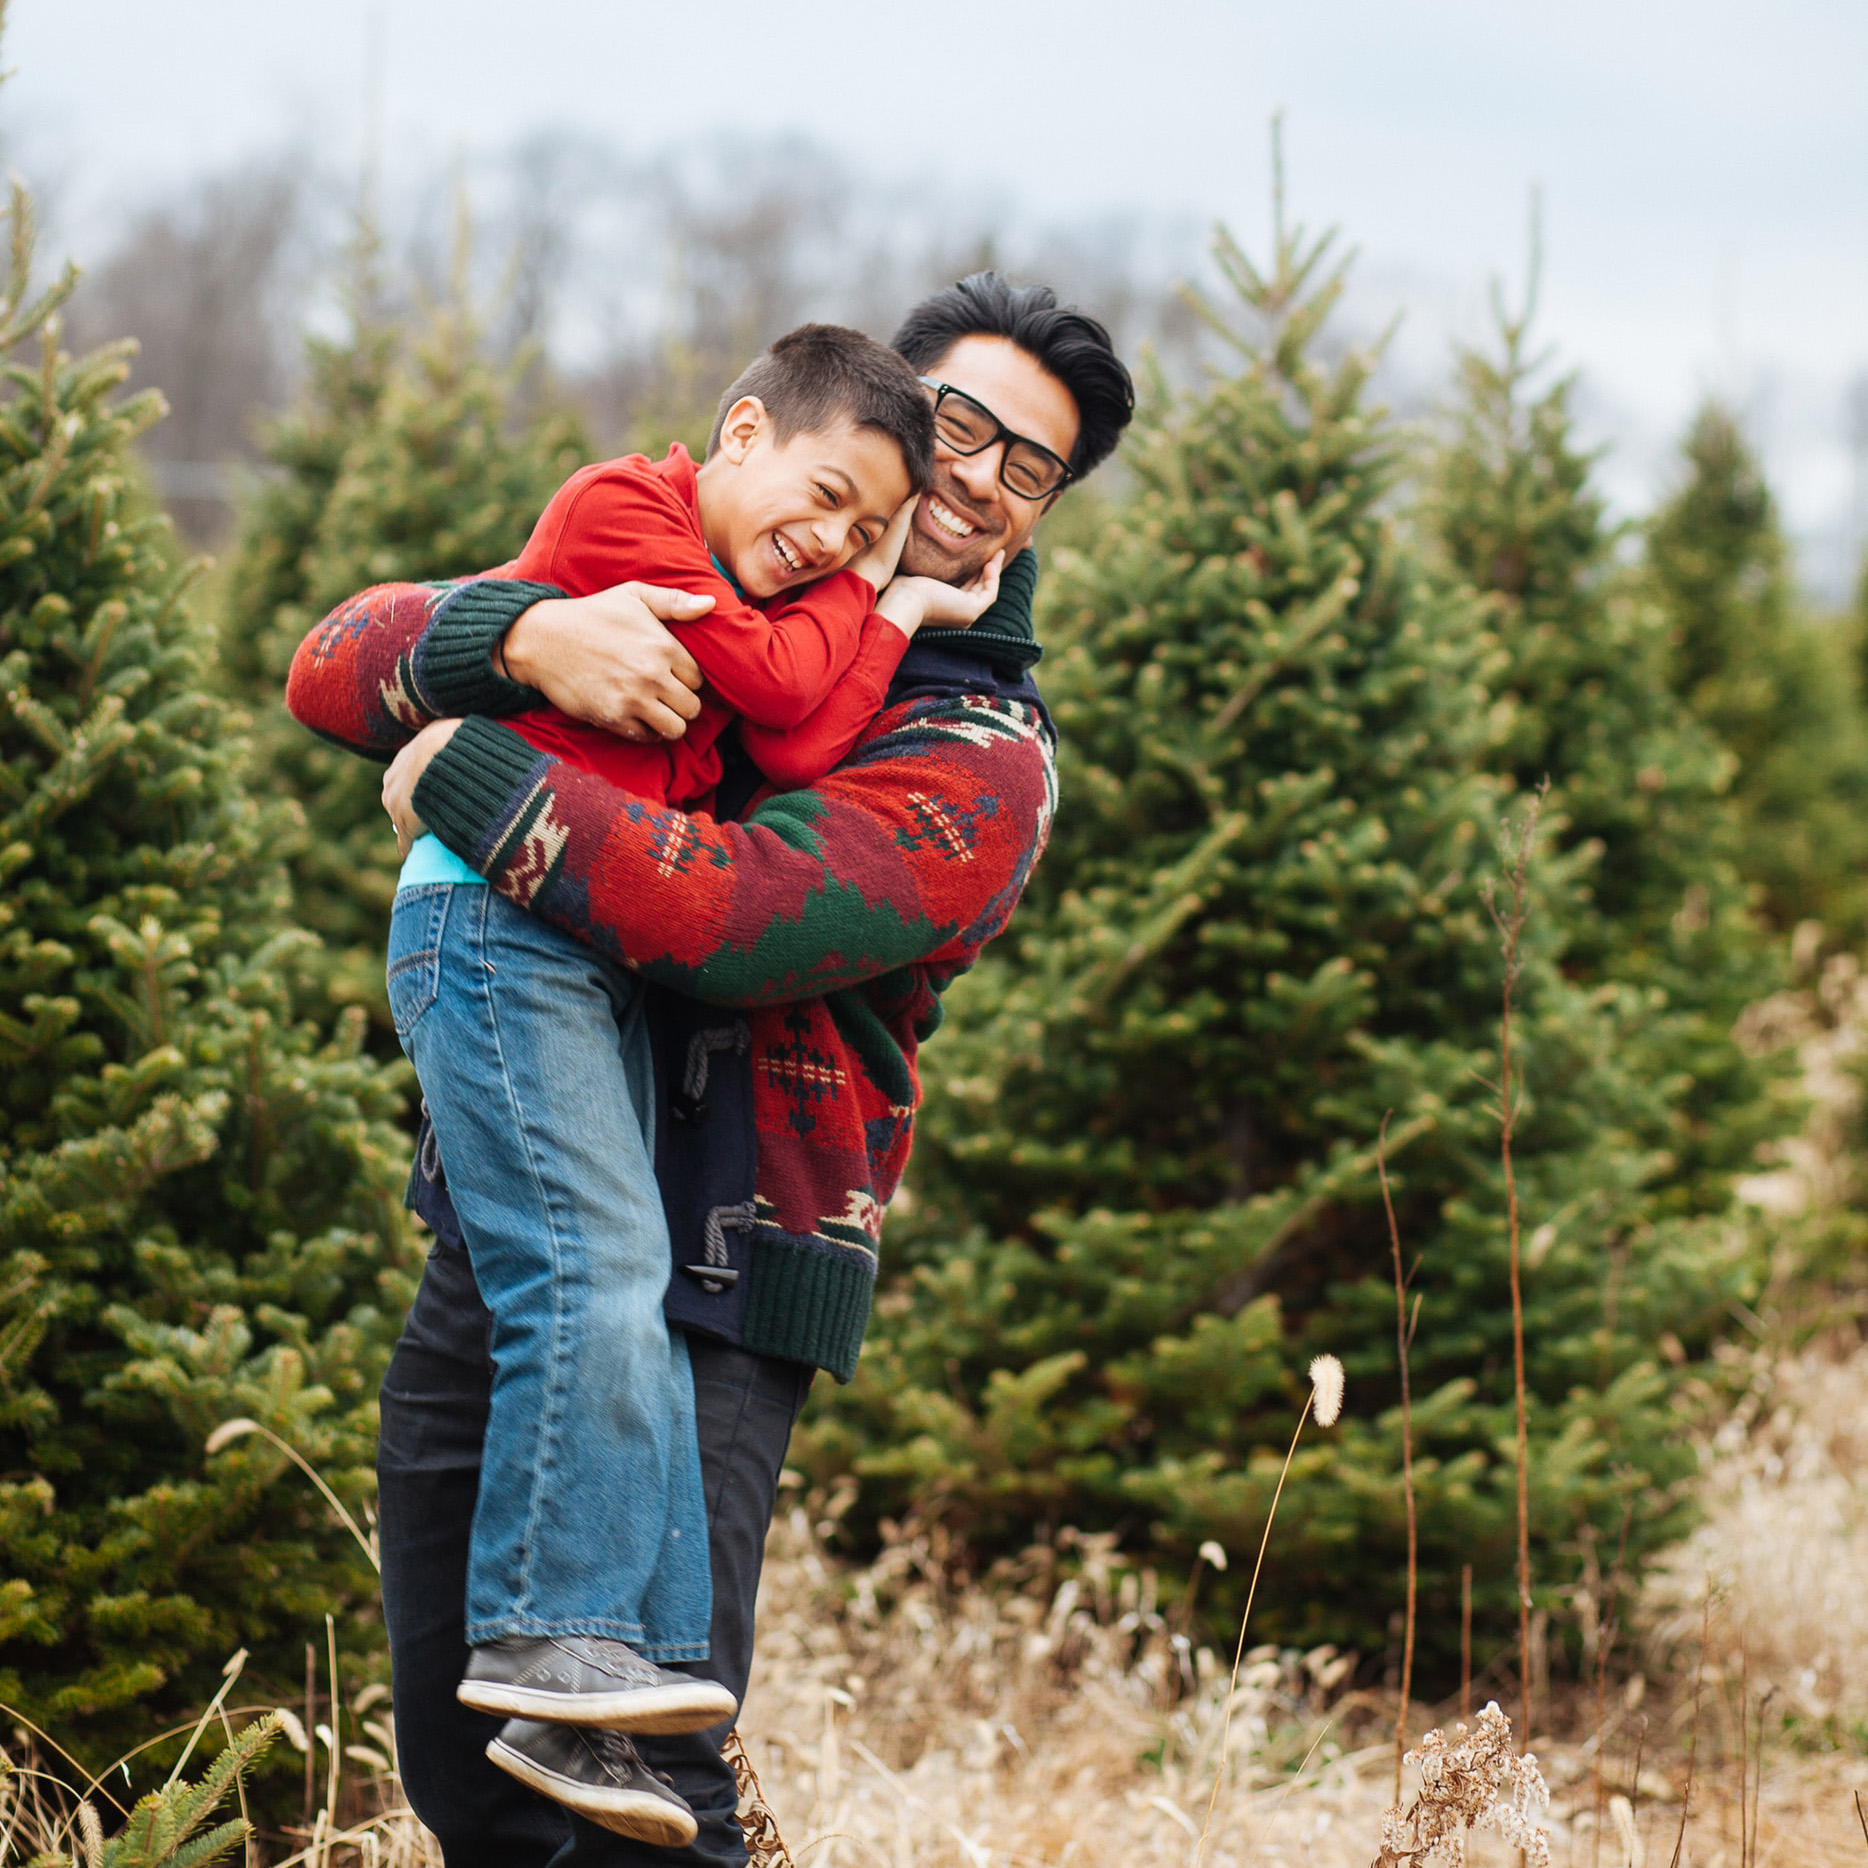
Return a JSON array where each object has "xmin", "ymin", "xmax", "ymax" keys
[
  {"xmin": 1647, "ymin": 403, "xmax": 1868, "ymax": 934},
  {"xmin": 1424, "ymin": 290, "xmax": 1780, "ymax": 1199},
  {"xmin": 0, "ymin": 183, "xmax": 411, "ymax": 1762},
  {"xmin": 219, "ymin": 259, "xmax": 585, "ymax": 1027},
  {"xmin": 805, "ymin": 210, "xmax": 1778, "ymax": 1682},
  {"xmin": 1425, "ymin": 288, "xmax": 1764, "ymax": 995}
]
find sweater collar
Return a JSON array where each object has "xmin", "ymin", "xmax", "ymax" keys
[{"xmin": 910, "ymin": 545, "xmax": 1043, "ymax": 675}]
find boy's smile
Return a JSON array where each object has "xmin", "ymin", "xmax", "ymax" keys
[{"xmin": 699, "ymin": 404, "xmax": 912, "ymax": 600}]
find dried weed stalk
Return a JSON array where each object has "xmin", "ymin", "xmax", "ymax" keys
[
  {"xmin": 1374, "ymin": 1700, "xmax": 1551, "ymax": 1868},
  {"xmin": 1378, "ymin": 1113, "xmax": 1419, "ymax": 1803},
  {"xmin": 1483, "ymin": 786, "xmax": 1544, "ymax": 1744}
]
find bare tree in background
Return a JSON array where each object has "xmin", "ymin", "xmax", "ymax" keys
[
  {"xmin": 58, "ymin": 130, "xmax": 1203, "ymax": 542},
  {"xmin": 66, "ymin": 156, "xmax": 312, "ymax": 539}
]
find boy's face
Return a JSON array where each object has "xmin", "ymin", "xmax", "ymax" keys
[{"xmin": 706, "ymin": 400, "xmax": 912, "ymax": 599}]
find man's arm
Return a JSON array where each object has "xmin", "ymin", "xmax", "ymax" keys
[
  {"xmin": 285, "ymin": 578, "xmax": 708, "ymax": 757},
  {"xmin": 404, "ymin": 694, "xmax": 1056, "ymax": 1007}
]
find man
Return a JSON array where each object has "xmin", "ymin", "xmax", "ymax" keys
[{"xmin": 286, "ymin": 273, "xmax": 1133, "ymax": 1867}]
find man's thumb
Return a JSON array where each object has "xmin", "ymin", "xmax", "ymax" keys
[{"xmin": 634, "ymin": 582, "xmax": 716, "ymax": 620}]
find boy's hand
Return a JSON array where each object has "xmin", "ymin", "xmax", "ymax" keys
[
  {"xmin": 383, "ymin": 717, "xmax": 464, "ymax": 857},
  {"xmin": 846, "ymin": 497, "xmax": 916, "ymax": 593},
  {"xmin": 873, "ymin": 550, "xmax": 1005, "ymax": 640},
  {"xmin": 502, "ymin": 582, "xmax": 710, "ymax": 743}
]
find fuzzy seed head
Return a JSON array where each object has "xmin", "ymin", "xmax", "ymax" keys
[
  {"xmin": 206, "ymin": 1416, "xmax": 261, "ymax": 1455},
  {"xmin": 1308, "ymin": 1355, "xmax": 1345, "ymax": 1427}
]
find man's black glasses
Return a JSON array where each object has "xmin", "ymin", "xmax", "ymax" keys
[{"xmin": 917, "ymin": 377, "xmax": 1073, "ymax": 500}]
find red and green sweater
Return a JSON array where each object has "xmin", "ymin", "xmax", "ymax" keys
[{"xmin": 284, "ymin": 554, "xmax": 1053, "ymax": 1380}]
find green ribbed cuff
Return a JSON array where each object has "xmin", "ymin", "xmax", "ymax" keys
[
  {"xmin": 741, "ymin": 1238, "xmax": 876, "ymax": 1384},
  {"xmin": 914, "ymin": 546, "xmax": 1042, "ymax": 673},
  {"xmin": 412, "ymin": 715, "xmax": 548, "ymax": 871},
  {"xmin": 416, "ymin": 579, "xmax": 561, "ymax": 717}
]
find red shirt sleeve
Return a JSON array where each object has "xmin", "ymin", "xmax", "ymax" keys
[
  {"xmin": 738, "ymin": 610, "xmax": 911, "ymax": 789},
  {"xmin": 521, "ymin": 463, "xmax": 878, "ymax": 731}
]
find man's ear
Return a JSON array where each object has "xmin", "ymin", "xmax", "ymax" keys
[{"xmin": 715, "ymin": 396, "xmax": 768, "ymax": 464}]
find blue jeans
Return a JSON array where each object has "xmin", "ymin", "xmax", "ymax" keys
[
  {"xmin": 379, "ymin": 1238, "xmax": 813, "ymax": 1867},
  {"xmin": 387, "ymin": 883, "xmax": 711, "ymax": 1658}
]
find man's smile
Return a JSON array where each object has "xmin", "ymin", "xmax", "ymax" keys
[{"xmin": 925, "ymin": 495, "xmax": 980, "ymax": 541}]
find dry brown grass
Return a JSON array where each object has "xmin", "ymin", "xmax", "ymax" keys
[
  {"xmin": 14, "ymin": 1337, "xmax": 1868, "ymax": 1865},
  {"xmin": 727, "ymin": 1397, "xmax": 1868, "ymax": 1867}
]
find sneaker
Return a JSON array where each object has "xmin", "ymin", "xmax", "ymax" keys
[
  {"xmin": 486, "ymin": 1718, "xmax": 698, "ymax": 1846},
  {"xmin": 458, "ymin": 1635, "xmax": 738, "ymax": 1732}
]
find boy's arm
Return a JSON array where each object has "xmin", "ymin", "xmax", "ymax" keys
[
  {"xmin": 734, "ymin": 615, "xmax": 912, "ymax": 790},
  {"xmin": 408, "ymin": 695, "xmax": 1057, "ymax": 1006},
  {"xmin": 543, "ymin": 474, "xmax": 895, "ymax": 730},
  {"xmin": 734, "ymin": 547, "xmax": 1015, "ymax": 790}
]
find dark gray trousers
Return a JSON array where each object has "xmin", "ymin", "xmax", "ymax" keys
[{"xmin": 377, "ymin": 1238, "xmax": 813, "ymax": 1868}]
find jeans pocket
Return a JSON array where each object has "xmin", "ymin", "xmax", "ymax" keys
[{"xmin": 386, "ymin": 886, "xmax": 451, "ymax": 1042}]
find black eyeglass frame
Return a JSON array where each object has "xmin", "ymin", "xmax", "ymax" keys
[{"xmin": 916, "ymin": 376, "xmax": 1075, "ymax": 501}]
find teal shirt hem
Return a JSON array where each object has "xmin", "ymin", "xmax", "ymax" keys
[{"xmin": 397, "ymin": 834, "xmax": 487, "ymax": 891}]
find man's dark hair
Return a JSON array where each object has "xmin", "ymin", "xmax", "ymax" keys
[
  {"xmin": 890, "ymin": 272, "xmax": 1135, "ymax": 480},
  {"xmin": 707, "ymin": 324, "xmax": 935, "ymax": 493}
]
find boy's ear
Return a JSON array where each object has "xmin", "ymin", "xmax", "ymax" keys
[{"xmin": 715, "ymin": 396, "xmax": 768, "ymax": 464}]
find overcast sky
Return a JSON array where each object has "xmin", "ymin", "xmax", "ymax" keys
[{"xmin": 9, "ymin": 0, "xmax": 1866, "ymax": 591}]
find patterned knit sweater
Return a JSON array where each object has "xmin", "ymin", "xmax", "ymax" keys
[{"xmin": 285, "ymin": 555, "xmax": 1055, "ymax": 1379}]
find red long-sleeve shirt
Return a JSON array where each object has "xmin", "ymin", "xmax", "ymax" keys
[{"xmin": 504, "ymin": 445, "xmax": 910, "ymax": 802}]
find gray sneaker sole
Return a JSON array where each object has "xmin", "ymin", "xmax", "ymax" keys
[
  {"xmin": 459, "ymin": 1676, "xmax": 738, "ymax": 1734},
  {"xmin": 485, "ymin": 1735, "xmax": 699, "ymax": 1846}
]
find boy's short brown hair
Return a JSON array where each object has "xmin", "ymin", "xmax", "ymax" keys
[{"xmin": 706, "ymin": 324, "xmax": 935, "ymax": 493}]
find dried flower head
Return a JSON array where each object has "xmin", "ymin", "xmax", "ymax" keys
[
  {"xmin": 205, "ymin": 1416, "xmax": 261, "ymax": 1455},
  {"xmin": 1375, "ymin": 1701, "xmax": 1550, "ymax": 1868},
  {"xmin": 1309, "ymin": 1354, "xmax": 1345, "ymax": 1428}
]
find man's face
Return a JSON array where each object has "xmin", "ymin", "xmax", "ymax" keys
[
  {"xmin": 899, "ymin": 334, "xmax": 1081, "ymax": 584},
  {"xmin": 706, "ymin": 401, "xmax": 912, "ymax": 600}
]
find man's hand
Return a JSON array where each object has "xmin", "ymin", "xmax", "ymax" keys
[
  {"xmin": 502, "ymin": 582, "xmax": 710, "ymax": 742},
  {"xmin": 383, "ymin": 717, "xmax": 465, "ymax": 857},
  {"xmin": 846, "ymin": 497, "xmax": 917, "ymax": 593},
  {"xmin": 873, "ymin": 550, "xmax": 1005, "ymax": 640}
]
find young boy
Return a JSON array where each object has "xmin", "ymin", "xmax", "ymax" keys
[{"xmin": 384, "ymin": 326, "xmax": 998, "ymax": 1843}]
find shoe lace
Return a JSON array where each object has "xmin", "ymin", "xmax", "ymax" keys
[{"xmin": 585, "ymin": 1728, "xmax": 647, "ymax": 1783}]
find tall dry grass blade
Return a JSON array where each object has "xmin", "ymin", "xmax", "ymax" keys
[
  {"xmin": 1629, "ymin": 1715, "xmax": 1648, "ymax": 1862},
  {"xmin": 1667, "ymin": 1592, "xmax": 1711, "ymax": 1868},
  {"xmin": 163, "ymin": 1647, "xmax": 248, "ymax": 1792},
  {"xmin": 1461, "ymin": 1563, "xmax": 1473, "ymax": 1726},
  {"xmin": 1484, "ymin": 784, "xmax": 1545, "ymax": 1745},
  {"xmin": 1378, "ymin": 1112, "xmax": 1418, "ymax": 1805},
  {"xmin": 1738, "ymin": 1644, "xmax": 1749, "ymax": 1868},
  {"xmin": 325, "ymin": 1611, "xmax": 343, "ymax": 1860},
  {"xmin": 1194, "ymin": 1357, "xmax": 1343, "ymax": 1868},
  {"xmin": 1593, "ymin": 1498, "xmax": 1632, "ymax": 1868},
  {"xmin": 1239, "ymin": 1716, "xmax": 1333, "ymax": 1864},
  {"xmin": 1854, "ymin": 1788, "xmax": 1867, "ymax": 1852},
  {"xmin": 208, "ymin": 1418, "xmax": 380, "ymax": 1572},
  {"xmin": 1751, "ymin": 1688, "xmax": 1771, "ymax": 1868},
  {"xmin": 304, "ymin": 1643, "xmax": 318, "ymax": 1836}
]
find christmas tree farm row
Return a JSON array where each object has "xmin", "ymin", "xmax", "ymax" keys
[{"xmin": 3, "ymin": 170, "xmax": 1865, "ymax": 1776}]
